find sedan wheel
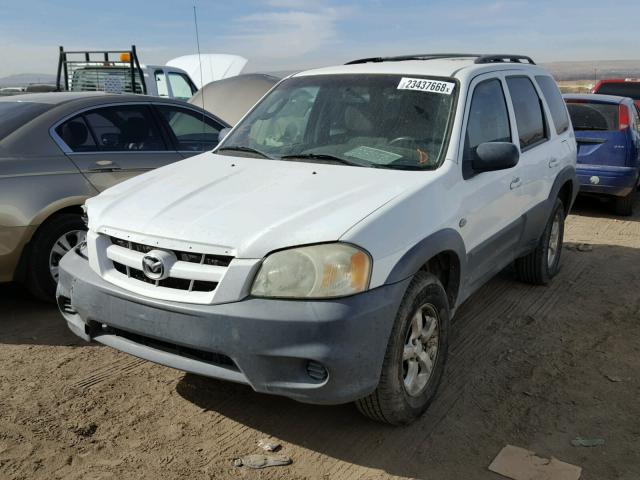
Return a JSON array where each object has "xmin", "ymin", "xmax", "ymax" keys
[{"xmin": 49, "ymin": 230, "xmax": 87, "ymax": 281}]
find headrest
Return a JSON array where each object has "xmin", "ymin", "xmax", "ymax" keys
[
  {"xmin": 344, "ymin": 106, "xmax": 373, "ymax": 133},
  {"xmin": 60, "ymin": 120, "xmax": 88, "ymax": 149}
]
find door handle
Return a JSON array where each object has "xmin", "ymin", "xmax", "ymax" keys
[
  {"xmin": 548, "ymin": 158, "xmax": 559, "ymax": 168},
  {"xmin": 510, "ymin": 177, "xmax": 522, "ymax": 190},
  {"xmin": 90, "ymin": 160, "xmax": 122, "ymax": 172}
]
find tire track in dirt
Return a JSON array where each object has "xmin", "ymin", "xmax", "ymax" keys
[{"xmin": 70, "ymin": 356, "xmax": 147, "ymax": 391}]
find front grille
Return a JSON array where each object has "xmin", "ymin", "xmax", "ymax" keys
[
  {"xmin": 107, "ymin": 236, "xmax": 232, "ymax": 293},
  {"xmin": 110, "ymin": 237, "xmax": 232, "ymax": 267},
  {"xmin": 102, "ymin": 326, "xmax": 237, "ymax": 370}
]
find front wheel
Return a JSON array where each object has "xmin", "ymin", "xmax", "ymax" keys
[
  {"xmin": 356, "ymin": 271, "xmax": 450, "ymax": 425},
  {"xmin": 515, "ymin": 198, "xmax": 565, "ymax": 285}
]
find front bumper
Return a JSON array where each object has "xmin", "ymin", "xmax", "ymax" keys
[
  {"xmin": 577, "ymin": 164, "xmax": 639, "ymax": 197},
  {"xmin": 57, "ymin": 250, "xmax": 409, "ymax": 405}
]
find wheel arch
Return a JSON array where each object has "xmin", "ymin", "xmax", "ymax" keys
[
  {"xmin": 385, "ymin": 228, "xmax": 467, "ymax": 309},
  {"xmin": 550, "ymin": 166, "xmax": 578, "ymax": 215},
  {"xmin": 14, "ymin": 197, "xmax": 88, "ymax": 283}
]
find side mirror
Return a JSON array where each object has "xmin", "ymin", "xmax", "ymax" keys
[
  {"xmin": 472, "ymin": 142, "xmax": 519, "ymax": 173},
  {"xmin": 218, "ymin": 127, "xmax": 232, "ymax": 143}
]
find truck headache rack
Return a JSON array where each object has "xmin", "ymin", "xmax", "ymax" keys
[
  {"xmin": 56, "ymin": 45, "xmax": 147, "ymax": 94},
  {"xmin": 345, "ymin": 53, "xmax": 535, "ymax": 65}
]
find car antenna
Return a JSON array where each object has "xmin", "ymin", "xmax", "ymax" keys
[{"xmin": 193, "ymin": 5, "xmax": 207, "ymax": 141}]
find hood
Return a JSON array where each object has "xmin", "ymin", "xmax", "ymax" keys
[
  {"xmin": 167, "ymin": 54, "xmax": 248, "ymax": 89},
  {"xmin": 87, "ymin": 154, "xmax": 425, "ymax": 258}
]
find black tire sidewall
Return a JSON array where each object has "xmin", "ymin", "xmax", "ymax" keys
[
  {"xmin": 384, "ymin": 272, "xmax": 450, "ymax": 421},
  {"xmin": 26, "ymin": 214, "xmax": 86, "ymax": 301},
  {"xmin": 542, "ymin": 199, "xmax": 565, "ymax": 279}
]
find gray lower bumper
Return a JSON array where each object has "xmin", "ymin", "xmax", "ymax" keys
[{"xmin": 57, "ymin": 250, "xmax": 409, "ymax": 405}]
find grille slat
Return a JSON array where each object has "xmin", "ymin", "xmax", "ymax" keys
[{"xmin": 107, "ymin": 236, "xmax": 231, "ymax": 294}]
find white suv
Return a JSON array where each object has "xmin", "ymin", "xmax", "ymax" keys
[{"xmin": 57, "ymin": 54, "xmax": 578, "ymax": 425}]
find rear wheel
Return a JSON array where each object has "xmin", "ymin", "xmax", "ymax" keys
[
  {"xmin": 25, "ymin": 214, "xmax": 86, "ymax": 302},
  {"xmin": 356, "ymin": 271, "xmax": 450, "ymax": 425},
  {"xmin": 515, "ymin": 198, "xmax": 565, "ymax": 285},
  {"xmin": 613, "ymin": 189, "xmax": 635, "ymax": 216}
]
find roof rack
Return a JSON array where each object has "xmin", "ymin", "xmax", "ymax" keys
[
  {"xmin": 55, "ymin": 45, "xmax": 147, "ymax": 94},
  {"xmin": 474, "ymin": 54, "xmax": 535, "ymax": 65},
  {"xmin": 345, "ymin": 53, "xmax": 535, "ymax": 65}
]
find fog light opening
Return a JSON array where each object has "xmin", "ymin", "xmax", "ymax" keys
[
  {"xmin": 57, "ymin": 296, "xmax": 77, "ymax": 316},
  {"xmin": 306, "ymin": 360, "xmax": 329, "ymax": 382}
]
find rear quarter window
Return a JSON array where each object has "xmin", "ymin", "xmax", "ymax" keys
[
  {"xmin": 0, "ymin": 102, "xmax": 50, "ymax": 140},
  {"xmin": 535, "ymin": 76, "xmax": 570, "ymax": 134}
]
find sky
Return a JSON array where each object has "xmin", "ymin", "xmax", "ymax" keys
[{"xmin": 1, "ymin": 0, "xmax": 639, "ymax": 77}]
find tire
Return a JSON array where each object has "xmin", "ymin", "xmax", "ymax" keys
[
  {"xmin": 515, "ymin": 198, "xmax": 565, "ymax": 285},
  {"xmin": 25, "ymin": 214, "xmax": 86, "ymax": 302},
  {"xmin": 613, "ymin": 189, "xmax": 634, "ymax": 216},
  {"xmin": 356, "ymin": 271, "xmax": 450, "ymax": 425}
]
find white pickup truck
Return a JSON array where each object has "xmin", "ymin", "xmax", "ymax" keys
[{"xmin": 56, "ymin": 46, "xmax": 198, "ymax": 101}]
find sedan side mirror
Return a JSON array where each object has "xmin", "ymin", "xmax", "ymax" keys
[
  {"xmin": 218, "ymin": 127, "xmax": 232, "ymax": 143},
  {"xmin": 472, "ymin": 142, "xmax": 520, "ymax": 173}
]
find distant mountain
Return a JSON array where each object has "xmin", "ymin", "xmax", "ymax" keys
[
  {"xmin": 2, "ymin": 59, "xmax": 640, "ymax": 87},
  {"xmin": 0, "ymin": 73, "xmax": 56, "ymax": 88},
  {"xmin": 541, "ymin": 60, "xmax": 640, "ymax": 81}
]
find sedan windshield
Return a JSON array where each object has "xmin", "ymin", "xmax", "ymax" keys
[{"xmin": 217, "ymin": 74, "xmax": 458, "ymax": 170}]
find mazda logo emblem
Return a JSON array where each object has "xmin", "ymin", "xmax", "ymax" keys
[{"xmin": 142, "ymin": 254, "xmax": 165, "ymax": 280}]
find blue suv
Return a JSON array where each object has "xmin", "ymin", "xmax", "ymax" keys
[{"xmin": 564, "ymin": 94, "xmax": 640, "ymax": 215}]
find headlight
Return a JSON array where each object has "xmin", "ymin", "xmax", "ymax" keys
[{"xmin": 251, "ymin": 243, "xmax": 371, "ymax": 298}]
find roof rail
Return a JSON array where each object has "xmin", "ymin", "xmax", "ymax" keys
[
  {"xmin": 345, "ymin": 53, "xmax": 535, "ymax": 66},
  {"xmin": 345, "ymin": 53, "xmax": 480, "ymax": 65},
  {"xmin": 474, "ymin": 54, "xmax": 535, "ymax": 65}
]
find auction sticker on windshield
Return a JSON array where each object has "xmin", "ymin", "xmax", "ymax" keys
[{"xmin": 397, "ymin": 78, "xmax": 455, "ymax": 95}]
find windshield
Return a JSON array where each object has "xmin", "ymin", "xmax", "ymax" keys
[
  {"xmin": 595, "ymin": 82, "xmax": 640, "ymax": 100},
  {"xmin": 217, "ymin": 74, "xmax": 458, "ymax": 170}
]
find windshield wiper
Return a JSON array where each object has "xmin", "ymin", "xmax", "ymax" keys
[
  {"xmin": 280, "ymin": 153, "xmax": 370, "ymax": 167},
  {"xmin": 216, "ymin": 145, "xmax": 273, "ymax": 159},
  {"xmin": 379, "ymin": 163, "xmax": 429, "ymax": 171}
]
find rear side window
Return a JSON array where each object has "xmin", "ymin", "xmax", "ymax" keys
[
  {"xmin": 464, "ymin": 79, "xmax": 511, "ymax": 162},
  {"xmin": 536, "ymin": 76, "xmax": 570, "ymax": 134},
  {"xmin": 506, "ymin": 76, "xmax": 547, "ymax": 149},
  {"xmin": 594, "ymin": 82, "xmax": 640, "ymax": 100},
  {"xmin": 565, "ymin": 102, "xmax": 619, "ymax": 131},
  {"xmin": 55, "ymin": 116, "xmax": 97, "ymax": 152},
  {"xmin": 58, "ymin": 105, "xmax": 167, "ymax": 152},
  {"xmin": 157, "ymin": 105, "xmax": 223, "ymax": 151},
  {"xmin": 155, "ymin": 70, "xmax": 169, "ymax": 97}
]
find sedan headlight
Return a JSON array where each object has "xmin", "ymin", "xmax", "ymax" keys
[{"xmin": 251, "ymin": 243, "xmax": 371, "ymax": 298}]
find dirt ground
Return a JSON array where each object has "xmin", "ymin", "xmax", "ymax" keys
[{"xmin": 1, "ymin": 195, "xmax": 639, "ymax": 480}]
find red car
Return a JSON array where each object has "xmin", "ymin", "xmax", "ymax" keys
[{"xmin": 592, "ymin": 79, "xmax": 640, "ymax": 109}]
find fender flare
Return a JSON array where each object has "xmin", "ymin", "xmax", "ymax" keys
[
  {"xmin": 384, "ymin": 228, "xmax": 467, "ymax": 289},
  {"xmin": 550, "ymin": 165, "xmax": 578, "ymax": 212}
]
